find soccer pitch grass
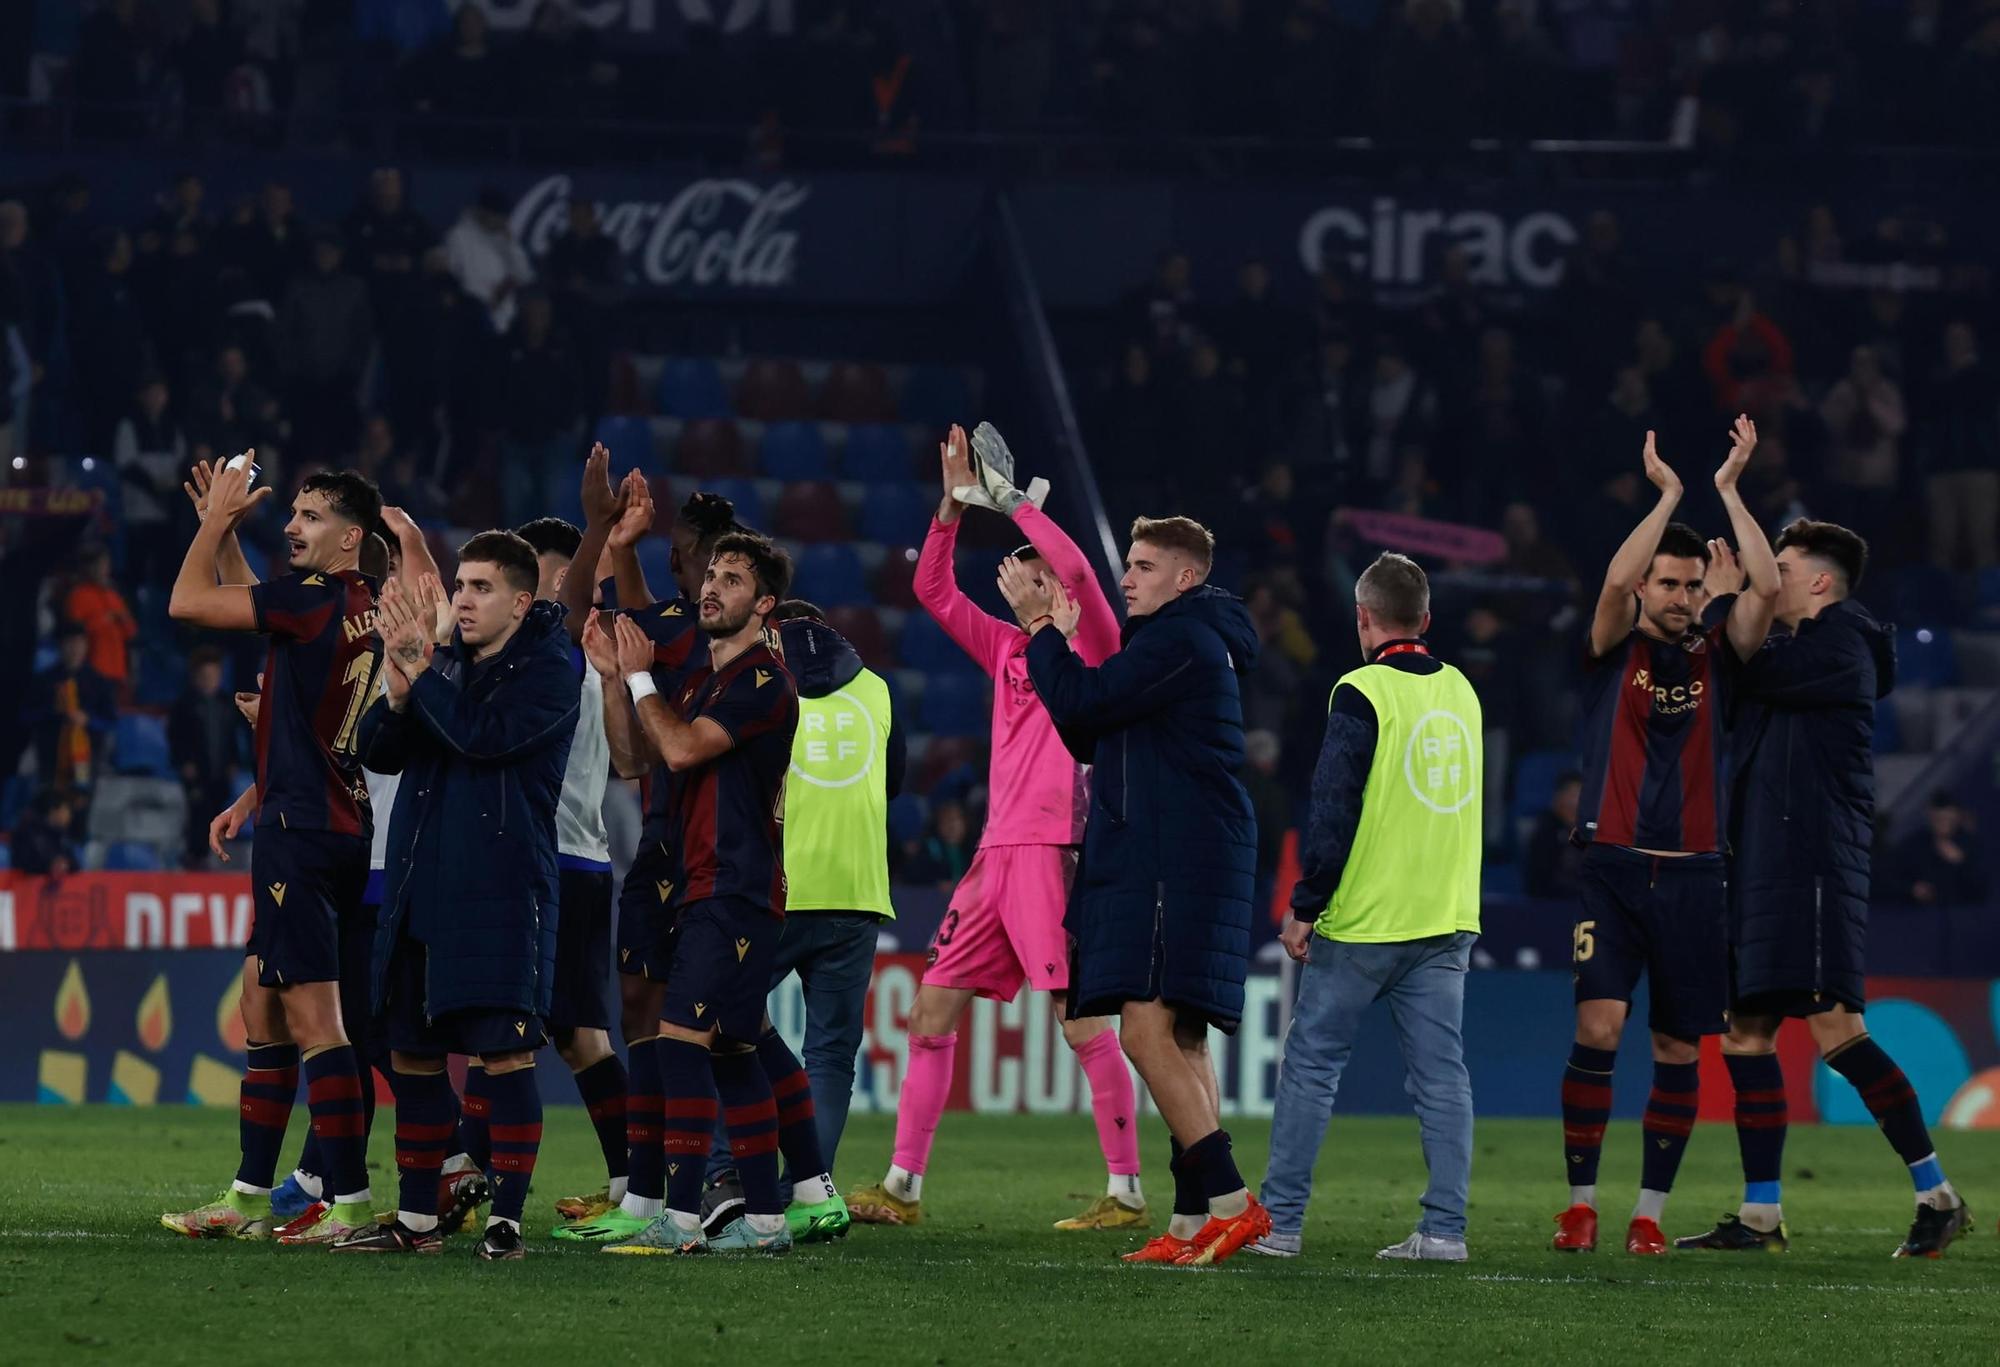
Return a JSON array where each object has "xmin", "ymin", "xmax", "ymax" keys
[{"xmin": 3, "ymin": 1106, "xmax": 1994, "ymax": 1365}]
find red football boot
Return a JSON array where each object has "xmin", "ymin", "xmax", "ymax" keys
[
  {"xmin": 1551, "ymin": 1203, "xmax": 1598, "ymax": 1252},
  {"xmin": 1626, "ymin": 1217, "xmax": 1668, "ymax": 1255}
]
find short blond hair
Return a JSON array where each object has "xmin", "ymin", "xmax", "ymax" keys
[{"xmin": 1130, "ymin": 516, "xmax": 1215, "ymax": 574}]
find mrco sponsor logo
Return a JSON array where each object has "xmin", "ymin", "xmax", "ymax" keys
[
  {"xmin": 1298, "ymin": 196, "xmax": 1578, "ymax": 289},
  {"xmin": 511, "ymin": 175, "xmax": 808, "ymax": 290}
]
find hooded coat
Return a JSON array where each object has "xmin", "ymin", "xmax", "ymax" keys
[
  {"xmin": 1727, "ymin": 598, "xmax": 1896, "ymax": 1009},
  {"xmin": 358, "ymin": 599, "xmax": 578, "ymax": 1019},
  {"xmin": 1025, "ymin": 585, "xmax": 1260, "ymax": 1030}
]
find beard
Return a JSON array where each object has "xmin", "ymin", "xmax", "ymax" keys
[{"xmin": 700, "ymin": 601, "xmax": 756, "ymax": 638}]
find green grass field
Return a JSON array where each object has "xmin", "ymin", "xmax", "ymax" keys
[{"xmin": 2, "ymin": 1105, "xmax": 1994, "ymax": 1365}]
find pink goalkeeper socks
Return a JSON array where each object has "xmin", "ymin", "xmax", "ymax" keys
[
  {"xmin": 1074, "ymin": 1030, "xmax": 1140, "ymax": 1176},
  {"xmin": 890, "ymin": 1033, "xmax": 957, "ymax": 1175}
]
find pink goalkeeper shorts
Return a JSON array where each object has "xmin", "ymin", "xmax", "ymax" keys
[{"xmin": 923, "ymin": 844, "xmax": 1078, "ymax": 1002}]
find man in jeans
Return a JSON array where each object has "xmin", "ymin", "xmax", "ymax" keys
[{"xmin": 1252, "ymin": 553, "xmax": 1483, "ymax": 1262}]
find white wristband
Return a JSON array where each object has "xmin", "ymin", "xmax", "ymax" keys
[{"xmin": 625, "ymin": 671, "xmax": 658, "ymax": 704}]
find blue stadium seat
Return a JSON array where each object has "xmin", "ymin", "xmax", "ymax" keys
[
  {"xmin": 635, "ymin": 538, "xmax": 675, "ymax": 603},
  {"xmin": 1896, "ymin": 628, "xmax": 1960, "ymax": 688},
  {"xmin": 594, "ymin": 415, "xmax": 657, "ymax": 479},
  {"xmin": 920, "ymin": 675, "xmax": 989, "ymax": 738},
  {"xmin": 652, "ymin": 358, "xmax": 732, "ymax": 419},
  {"xmin": 860, "ymin": 482, "xmax": 936, "ymax": 545},
  {"xmin": 1884, "ymin": 565, "xmax": 1962, "ymax": 630},
  {"xmin": 899, "ymin": 611, "xmax": 981, "ymax": 677},
  {"xmin": 1509, "ymin": 749, "xmax": 1575, "ymax": 828},
  {"xmin": 1872, "ymin": 698, "xmax": 1904, "ymax": 754},
  {"xmin": 899, "ymin": 366, "xmax": 972, "ymax": 428},
  {"xmin": 542, "ymin": 459, "xmax": 588, "ymax": 529},
  {"xmin": 840, "ymin": 424, "xmax": 913, "ymax": 484},
  {"xmin": 0, "ymin": 773, "xmax": 34, "ymax": 830},
  {"xmin": 793, "ymin": 544, "xmax": 870, "ymax": 608},
  {"xmin": 705, "ymin": 477, "xmax": 766, "ymax": 533},
  {"xmin": 113, "ymin": 714, "xmax": 173, "ymax": 778},
  {"xmin": 0, "ymin": 842, "xmax": 10, "ymax": 870},
  {"xmin": 105, "ymin": 841, "xmax": 163, "ymax": 871},
  {"xmin": 888, "ymin": 792, "xmax": 927, "ymax": 845},
  {"xmin": 758, "ymin": 422, "xmax": 832, "ymax": 482},
  {"xmin": 1483, "ymin": 861, "xmax": 1524, "ymax": 898},
  {"xmin": 239, "ymin": 539, "xmax": 271, "ymax": 583}
]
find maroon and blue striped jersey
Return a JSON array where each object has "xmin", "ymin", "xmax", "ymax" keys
[
  {"xmin": 1576, "ymin": 623, "xmax": 1739, "ymax": 855},
  {"xmin": 249, "ymin": 569, "xmax": 380, "ymax": 838},
  {"xmin": 660, "ymin": 640, "xmax": 798, "ymax": 915}
]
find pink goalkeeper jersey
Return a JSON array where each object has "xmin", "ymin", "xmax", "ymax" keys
[{"xmin": 914, "ymin": 506, "xmax": 1119, "ymax": 848}]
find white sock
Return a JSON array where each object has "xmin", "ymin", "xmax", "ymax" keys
[
  {"xmin": 1169, "ymin": 1213, "xmax": 1207, "ymax": 1240},
  {"xmin": 400, "ymin": 1210, "xmax": 440, "ymax": 1233},
  {"xmin": 292, "ymin": 1169, "xmax": 324, "ymax": 1199},
  {"xmin": 1568, "ymin": 1185, "xmax": 1596, "ymax": 1209},
  {"xmin": 485, "ymin": 1214, "xmax": 520, "ymax": 1233},
  {"xmin": 1109, "ymin": 1172, "xmax": 1144, "ymax": 1209},
  {"xmin": 885, "ymin": 1164, "xmax": 923, "ymax": 1202},
  {"xmin": 746, "ymin": 1212, "xmax": 787, "ymax": 1235},
  {"xmin": 620, "ymin": 1192, "xmax": 663, "ymax": 1220},
  {"xmin": 667, "ymin": 1208, "xmax": 702, "ymax": 1234},
  {"xmin": 332, "ymin": 1188, "xmax": 372, "ymax": 1209},
  {"xmin": 793, "ymin": 1172, "xmax": 837, "ymax": 1205},
  {"xmin": 1208, "ymin": 1189, "xmax": 1249, "ymax": 1220},
  {"xmin": 608, "ymin": 1175, "xmax": 629, "ymax": 1205},
  {"xmin": 442, "ymin": 1152, "xmax": 478, "ymax": 1176},
  {"xmin": 1633, "ymin": 1189, "xmax": 1668, "ymax": 1222},
  {"xmin": 1738, "ymin": 1202, "xmax": 1782, "ymax": 1232},
  {"xmin": 1919, "ymin": 1179, "xmax": 1959, "ymax": 1210},
  {"xmin": 231, "ymin": 1180, "xmax": 272, "ymax": 1198}
]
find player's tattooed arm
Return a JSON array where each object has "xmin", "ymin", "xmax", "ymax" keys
[
  {"xmin": 182, "ymin": 457, "xmax": 258, "ymax": 586},
  {"xmin": 1713, "ymin": 414, "xmax": 1780, "ymax": 662},
  {"xmin": 1589, "ymin": 429, "xmax": 1681, "ymax": 658},
  {"xmin": 607, "ymin": 471, "xmax": 656, "ymax": 611},
  {"xmin": 565, "ymin": 442, "xmax": 628, "ymax": 641},
  {"xmin": 613, "ymin": 615, "xmax": 733, "ymax": 772},
  {"xmin": 584, "ymin": 610, "xmax": 657, "ymax": 776},
  {"xmin": 169, "ymin": 460, "xmax": 269, "ymax": 630}
]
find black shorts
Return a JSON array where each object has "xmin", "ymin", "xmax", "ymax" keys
[
  {"xmin": 617, "ymin": 831, "xmax": 679, "ymax": 981},
  {"xmin": 660, "ymin": 895, "xmax": 780, "ymax": 1043},
  {"xmin": 1732, "ymin": 989, "xmax": 1851, "ymax": 1020},
  {"xmin": 382, "ymin": 931, "xmax": 549, "ymax": 1059},
  {"xmin": 247, "ymin": 827, "xmax": 368, "ymax": 988},
  {"xmin": 1573, "ymin": 845, "xmax": 1729, "ymax": 1040},
  {"xmin": 549, "ymin": 865, "xmax": 616, "ymax": 1034}
]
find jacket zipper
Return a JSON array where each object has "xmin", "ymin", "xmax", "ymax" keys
[
  {"xmin": 1149, "ymin": 881, "xmax": 1165, "ymax": 997},
  {"xmin": 1812, "ymin": 876, "xmax": 1824, "ymax": 1003}
]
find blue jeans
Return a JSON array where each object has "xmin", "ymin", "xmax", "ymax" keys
[
  {"xmin": 708, "ymin": 911, "xmax": 880, "ymax": 1198},
  {"xmin": 1262, "ymin": 930, "xmax": 1476, "ymax": 1240}
]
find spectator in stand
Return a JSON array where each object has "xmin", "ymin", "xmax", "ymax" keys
[
  {"xmin": 277, "ymin": 232, "xmax": 374, "ymax": 463},
  {"xmin": 1244, "ymin": 728, "xmax": 1291, "ymax": 911},
  {"xmin": 496, "ymin": 289, "xmax": 581, "ymax": 525},
  {"xmin": 113, "ymin": 374, "xmax": 188, "ymax": 587},
  {"xmin": 1919, "ymin": 321, "xmax": 1999, "ymax": 571},
  {"xmin": 1240, "ymin": 576, "xmax": 1305, "ymax": 737},
  {"xmin": 0, "ymin": 201, "xmax": 60, "ymax": 433},
  {"xmin": 1524, "ymin": 771, "xmax": 1585, "ymax": 900},
  {"xmin": 344, "ymin": 168, "xmax": 435, "ymax": 312},
  {"xmin": 1167, "ymin": 337, "xmax": 1246, "ymax": 512},
  {"xmin": 1893, "ymin": 792, "xmax": 1989, "ymax": 910},
  {"xmin": 217, "ymin": 182, "xmax": 308, "ymax": 304},
  {"xmin": 73, "ymin": 0, "xmax": 151, "ymax": 139},
  {"xmin": 1284, "ymin": 332, "xmax": 1365, "ymax": 503},
  {"xmin": 145, "ymin": 173, "xmax": 212, "ymax": 255},
  {"xmin": 1213, "ymin": 257, "xmax": 1309, "ymax": 416},
  {"xmin": 1122, "ymin": 250, "xmax": 1200, "ymax": 365},
  {"xmin": 445, "ymin": 187, "xmax": 534, "ymax": 334},
  {"xmin": 64, "ymin": 545, "xmax": 139, "ymax": 697},
  {"xmin": 175, "ymin": 0, "xmax": 246, "ymax": 136},
  {"xmin": 1091, "ymin": 341, "xmax": 1166, "ymax": 514},
  {"xmin": 27, "ymin": 623, "xmax": 119, "ymax": 794},
  {"xmin": 407, "ymin": 1, "xmax": 513, "ymax": 120},
  {"xmin": 1818, "ymin": 344, "xmax": 1906, "ymax": 547},
  {"xmin": 1701, "ymin": 281, "xmax": 1796, "ymax": 415},
  {"xmin": 1558, "ymin": 210, "xmax": 1638, "ymax": 386},
  {"xmin": 1631, "ymin": 316, "xmax": 1706, "ymax": 452},
  {"xmin": 1362, "ymin": 335, "xmax": 1437, "ymax": 496},
  {"xmin": 905, "ymin": 799, "xmax": 976, "ymax": 891},
  {"xmin": 70, "ymin": 229, "xmax": 153, "ymax": 452},
  {"xmin": 1460, "ymin": 326, "xmax": 1548, "ymax": 512},
  {"xmin": 169, "ymin": 645, "xmax": 240, "ymax": 869},
  {"xmin": 541, "ymin": 199, "xmax": 623, "ymax": 416},
  {"xmin": 1499, "ymin": 501, "xmax": 1579, "ymax": 627},
  {"xmin": 10, "ymin": 790, "xmax": 83, "ymax": 877},
  {"xmin": 187, "ymin": 343, "xmax": 284, "ymax": 464},
  {"xmin": 1311, "ymin": 261, "xmax": 1375, "ymax": 348}
]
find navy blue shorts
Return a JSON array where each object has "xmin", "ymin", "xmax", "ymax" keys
[
  {"xmin": 617, "ymin": 830, "xmax": 678, "ymax": 981},
  {"xmin": 247, "ymin": 827, "xmax": 368, "ymax": 988},
  {"xmin": 549, "ymin": 865, "xmax": 616, "ymax": 1034},
  {"xmin": 382, "ymin": 931, "xmax": 548, "ymax": 1060},
  {"xmin": 1573, "ymin": 845, "xmax": 1729, "ymax": 1040},
  {"xmin": 660, "ymin": 895, "xmax": 781, "ymax": 1043}
]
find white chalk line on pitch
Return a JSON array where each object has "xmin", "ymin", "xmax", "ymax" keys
[{"xmin": 8, "ymin": 1234, "xmax": 1982, "ymax": 1297}]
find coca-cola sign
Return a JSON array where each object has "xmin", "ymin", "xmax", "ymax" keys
[{"xmin": 511, "ymin": 174, "xmax": 808, "ymax": 290}]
